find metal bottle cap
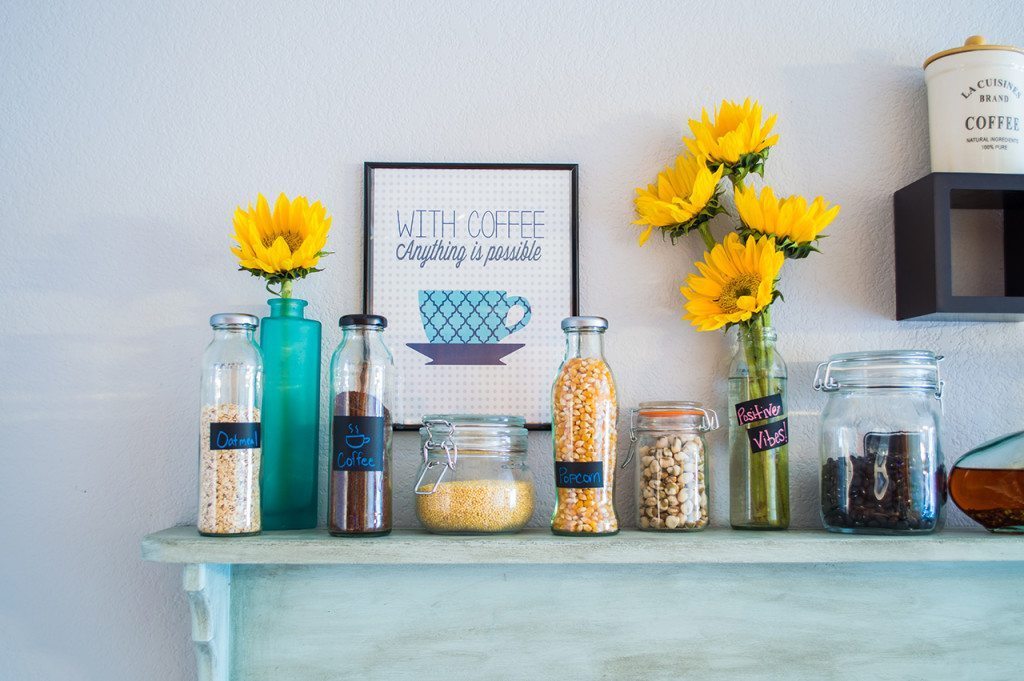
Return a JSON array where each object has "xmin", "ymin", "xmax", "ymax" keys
[
  {"xmin": 561, "ymin": 316, "xmax": 609, "ymax": 331},
  {"xmin": 209, "ymin": 313, "xmax": 258, "ymax": 328},
  {"xmin": 339, "ymin": 314, "xmax": 388, "ymax": 328}
]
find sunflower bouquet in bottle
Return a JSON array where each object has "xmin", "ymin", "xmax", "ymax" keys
[
  {"xmin": 633, "ymin": 99, "xmax": 840, "ymax": 530},
  {"xmin": 230, "ymin": 193, "xmax": 332, "ymax": 531}
]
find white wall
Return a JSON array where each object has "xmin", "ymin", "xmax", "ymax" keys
[{"xmin": 3, "ymin": 1, "xmax": 1023, "ymax": 678}]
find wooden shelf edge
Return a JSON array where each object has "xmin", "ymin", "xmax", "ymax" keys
[{"xmin": 141, "ymin": 526, "xmax": 1024, "ymax": 566}]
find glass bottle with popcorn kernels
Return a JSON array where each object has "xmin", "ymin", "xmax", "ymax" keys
[{"xmin": 551, "ymin": 316, "xmax": 618, "ymax": 536}]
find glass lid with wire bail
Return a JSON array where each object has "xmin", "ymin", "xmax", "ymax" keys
[
  {"xmin": 624, "ymin": 401, "xmax": 718, "ymax": 532},
  {"xmin": 413, "ymin": 415, "xmax": 534, "ymax": 535},
  {"xmin": 813, "ymin": 350, "xmax": 943, "ymax": 395}
]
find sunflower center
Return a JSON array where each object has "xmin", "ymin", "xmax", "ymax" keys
[
  {"xmin": 262, "ymin": 231, "xmax": 305, "ymax": 252},
  {"xmin": 718, "ymin": 273, "xmax": 761, "ymax": 313}
]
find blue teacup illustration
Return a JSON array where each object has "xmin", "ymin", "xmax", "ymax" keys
[{"xmin": 418, "ymin": 290, "xmax": 532, "ymax": 344}]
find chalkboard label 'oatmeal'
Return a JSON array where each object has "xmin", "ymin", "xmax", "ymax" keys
[{"xmin": 209, "ymin": 421, "xmax": 261, "ymax": 450}]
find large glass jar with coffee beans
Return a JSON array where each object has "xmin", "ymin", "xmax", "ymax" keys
[
  {"xmin": 813, "ymin": 350, "xmax": 946, "ymax": 534},
  {"xmin": 551, "ymin": 316, "xmax": 618, "ymax": 535}
]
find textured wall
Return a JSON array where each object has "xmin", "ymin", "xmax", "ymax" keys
[{"xmin": 2, "ymin": 1, "xmax": 1023, "ymax": 678}]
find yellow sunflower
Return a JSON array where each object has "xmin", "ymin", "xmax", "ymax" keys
[
  {"xmin": 734, "ymin": 185, "xmax": 839, "ymax": 258},
  {"xmin": 634, "ymin": 154, "xmax": 724, "ymax": 245},
  {"xmin": 231, "ymin": 193, "xmax": 332, "ymax": 294},
  {"xmin": 681, "ymin": 232, "xmax": 784, "ymax": 332},
  {"xmin": 684, "ymin": 99, "xmax": 778, "ymax": 179}
]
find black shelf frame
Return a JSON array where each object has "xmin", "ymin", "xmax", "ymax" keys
[{"xmin": 894, "ymin": 172, "xmax": 1024, "ymax": 321}]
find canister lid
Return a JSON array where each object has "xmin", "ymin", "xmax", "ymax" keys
[
  {"xmin": 561, "ymin": 316, "xmax": 608, "ymax": 331},
  {"xmin": 813, "ymin": 350, "xmax": 943, "ymax": 395},
  {"xmin": 420, "ymin": 414, "xmax": 528, "ymax": 455},
  {"xmin": 339, "ymin": 314, "xmax": 387, "ymax": 328},
  {"xmin": 209, "ymin": 313, "xmax": 258, "ymax": 328},
  {"xmin": 924, "ymin": 35, "xmax": 1024, "ymax": 68},
  {"xmin": 632, "ymin": 401, "xmax": 719, "ymax": 432}
]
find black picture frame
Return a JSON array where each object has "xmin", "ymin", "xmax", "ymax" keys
[{"xmin": 362, "ymin": 162, "xmax": 580, "ymax": 430}]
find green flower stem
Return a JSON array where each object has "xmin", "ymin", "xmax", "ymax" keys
[
  {"xmin": 742, "ymin": 311, "xmax": 779, "ymax": 525},
  {"xmin": 697, "ymin": 223, "xmax": 716, "ymax": 251},
  {"xmin": 280, "ymin": 279, "xmax": 293, "ymax": 299}
]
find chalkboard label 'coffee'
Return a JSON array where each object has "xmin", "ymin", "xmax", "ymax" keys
[
  {"xmin": 555, "ymin": 461, "xmax": 604, "ymax": 488},
  {"xmin": 333, "ymin": 415, "xmax": 386, "ymax": 472},
  {"xmin": 734, "ymin": 393, "xmax": 784, "ymax": 426},
  {"xmin": 209, "ymin": 422, "xmax": 261, "ymax": 450}
]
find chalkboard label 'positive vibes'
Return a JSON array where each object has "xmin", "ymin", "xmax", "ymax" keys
[
  {"xmin": 746, "ymin": 418, "xmax": 789, "ymax": 453},
  {"xmin": 333, "ymin": 415, "xmax": 386, "ymax": 472},
  {"xmin": 734, "ymin": 393, "xmax": 784, "ymax": 426},
  {"xmin": 209, "ymin": 422, "xmax": 261, "ymax": 450},
  {"xmin": 555, "ymin": 461, "xmax": 604, "ymax": 488},
  {"xmin": 735, "ymin": 393, "xmax": 788, "ymax": 453}
]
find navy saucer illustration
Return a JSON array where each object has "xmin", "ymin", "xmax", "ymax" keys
[{"xmin": 408, "ymin": 289, "xmax": 531, "ymax": 365}]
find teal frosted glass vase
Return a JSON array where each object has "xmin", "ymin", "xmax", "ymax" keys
[{"xmin": 259, "ymin": 298, "xmax": 321, "ymax": 530}]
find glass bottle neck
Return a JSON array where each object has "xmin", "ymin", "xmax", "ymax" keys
[
  {"xmin": 565, "ymin": 330, "xmax": 605, "ymax": 360},
  {"xmin": 213, "ymin": 326, "xmax": 255, "ymax": 342},
  {"xmin": 342, "ymin": 325, "xmax": 385, "ymax": 350},
  {"xmin": 267, "ymin": 298, "xmax": 307, "ymax": 319},
  {"xmin": 738, "ymin": 325, "xmax": 777, "ymax": 346}
]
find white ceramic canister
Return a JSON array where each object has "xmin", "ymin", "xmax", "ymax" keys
[{"xmin": 925, "ymin": 35, "xmax": 1024, "ymax": 173}]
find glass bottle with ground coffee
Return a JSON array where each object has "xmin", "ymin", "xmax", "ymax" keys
[
  {"xmin": 551, "ymin": 316, "xmax": 619, "ymax": 535},
  {"xmin": 199, "ymin": 313, "xmax": 263, "ymax": 536},
  {"xmin": 328, "ymin": 314, "xmax": 393, "ymax": 536},
  {"xmin": 814, "ymin": 350, "xmax": 946, "ymax": 534}
]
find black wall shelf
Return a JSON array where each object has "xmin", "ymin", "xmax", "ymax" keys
[{"xmin": 894, "ymin": 172, "xmax": 1024, "ymax": 321}]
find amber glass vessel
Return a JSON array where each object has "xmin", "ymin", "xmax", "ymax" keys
[{"xmin": 949, "ymin": 431, "xmax": 1024, "ymax": 533}]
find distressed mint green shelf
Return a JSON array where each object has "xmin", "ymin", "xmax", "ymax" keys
[
  {"xmin": 142, "ymin": 527, "xmax": 1024, "ymax": 681},
  {"xmin": 142, "ymin": 526, "xmax": 1024, "ymax": 565}
]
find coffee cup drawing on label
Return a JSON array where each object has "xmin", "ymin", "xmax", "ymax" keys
[
  {"xmin": 345, "ymin": 432, "xmax": 372, "ymax": 449},
  {"xmin": 407, "ymin": 289, "xmax": 531, "ymax": 365},
  {"xmin": 333, "ymin": 418, "xmax": 385, "ymax": 472}
]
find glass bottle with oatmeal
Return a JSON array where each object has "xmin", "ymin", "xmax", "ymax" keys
[
  {"xmin": 551, "ymin": 316, "xmax": 619, "ymax": 535},
  {"xmin": 199, "ymin": 313, "xmax": 263, "ymax": 536}
]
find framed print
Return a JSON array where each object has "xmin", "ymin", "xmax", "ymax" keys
[{"xmin": 363, "ymin": 162, "xmax": 579, "ymax": 429}]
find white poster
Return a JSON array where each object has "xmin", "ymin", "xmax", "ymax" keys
[{"xmin": 364, "ymin": 164, "xmax": 578, "ymax": 427}]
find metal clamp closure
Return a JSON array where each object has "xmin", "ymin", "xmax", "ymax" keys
[
  {"xmin": 622, "ymin": 408, "xmax": 641, "ymax": 468},
  {"xmin": 414, "ymin": 419, "xmax": 458, "ymax": 495},
  {"xmin": 813, "ymin": 361, "xmax": 839, "ymax": 392},
  {"xmin": 621, "ymin": 406, "xmax": 719, "ymax": 468}
]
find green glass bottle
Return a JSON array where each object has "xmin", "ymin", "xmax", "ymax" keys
[{"xmin": 259, "ymin": 298, "xmax": 321, "ymax": 530}]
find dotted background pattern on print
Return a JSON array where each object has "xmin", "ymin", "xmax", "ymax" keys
[{"xmin": 369, "ymin": 167, "xmax": 574, "ymax": 425}]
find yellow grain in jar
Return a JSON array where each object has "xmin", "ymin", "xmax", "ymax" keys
[{"xmin": 416, "ymin": 479, "xmax": 534, "ymax": 533}]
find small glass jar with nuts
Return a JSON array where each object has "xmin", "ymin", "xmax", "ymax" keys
[{"xmin": 624, "ymin": 401, "xmax": 717, "ymax": 531}]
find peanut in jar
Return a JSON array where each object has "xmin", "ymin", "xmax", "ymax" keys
[{"xmin": 551, "ymin": 317, "xmax": 619, "ymax": 535}]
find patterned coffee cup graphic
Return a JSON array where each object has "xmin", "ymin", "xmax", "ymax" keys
[{"xmin": 418, "ymin": 290, "xmax": 532, "ymax": 344}]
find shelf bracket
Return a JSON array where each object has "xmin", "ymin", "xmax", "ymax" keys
[{"xmin": 183, "ymin": 563, "xmax": 231, "ymax": 681}]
